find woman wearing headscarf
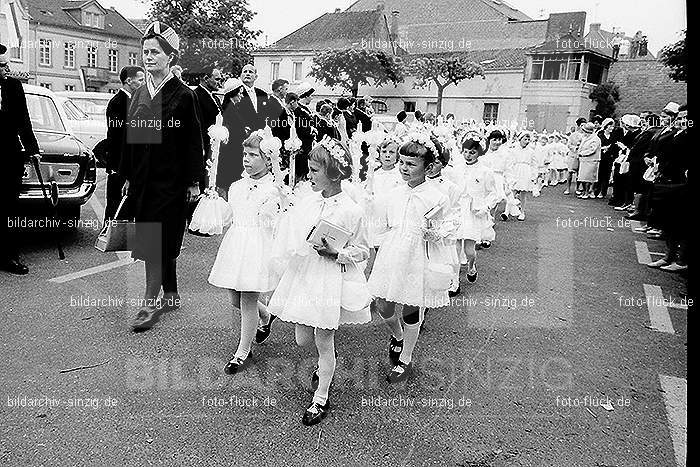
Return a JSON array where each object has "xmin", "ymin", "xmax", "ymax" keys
[{"xmin": 119, "ymin": 21, "xmax": 204, "ymax": 331}]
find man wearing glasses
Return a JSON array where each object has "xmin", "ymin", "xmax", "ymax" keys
[{"xmin": 0, "ymin": 44, "xmax": 40, "ymax": 275}]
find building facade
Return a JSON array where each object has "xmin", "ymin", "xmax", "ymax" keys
[{"xmin": 6, "ymin": 0, "xmax": 142, "ymax": 92}]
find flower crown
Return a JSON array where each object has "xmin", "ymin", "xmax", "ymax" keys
[
  {"xmin": 319, "ymin": 135, "xmax": 349, "ymax": 167},
  {"xmin": 403, "ymin": 132, "xmax": 439, "ymax": 158},
  {"xmin": 460, "ymin": 132, "xmax": 486, "ymax": 149}
]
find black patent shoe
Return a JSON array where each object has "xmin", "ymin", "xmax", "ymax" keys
[
  {"xmin": 224, "ymin": 351, "xmax": 253, "ymax": 375},
  {"xmin": 1, "ymin": 259, "xmax": 29, "ymax": 275},
  {"xmin": 131, "ymin": 306, "xmax": 162, "ymax": 332},
  {"xmin": 448, "ymin": 287, "xmax": 461, "ymax": 298},
  {"xmin": 302, "ymin": 400, "xmax": 330, "ymax": 426},
  {"xmin": 387, "ymin": 361, "xmax": 412, "ymax": 383},
  {"xmin": 467, "ymin": 265, "xmax": 478, "ymax": 283},
  {"xmin": 388, "ymin": 336, "xmax": 404, "ymax": 366},
  {"xmin": 255, "ymin": 315, "xmax": 277, "ymax": 344},
  {"xmin": 500, "ymin": 213, "xmax": 509, "ymax": 221},
  {"xmin": 481, "ymin": 241, "xmax": 491, "ymax": 249}
]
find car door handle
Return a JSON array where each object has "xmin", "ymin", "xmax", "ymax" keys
[{"xmin": 57, "ymin": 169, "xmax": 72, "ymax": 176}]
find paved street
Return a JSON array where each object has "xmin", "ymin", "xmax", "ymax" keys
[{"xmin": 1, "ymin": 171, "xmax": 688, "ymax": 466}]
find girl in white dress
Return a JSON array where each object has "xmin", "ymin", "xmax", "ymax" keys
[
  {"xmin": 367, "ymin": 137, "xmax": 403, "ymax": 250},
  {"xmin": 208, "ymin": 132, "xmax": 284, "ymax": 375},
  {"xmin": 482, "ymin": 130, "xmax": 519, "ymax": 222},
  {"xmin": 506, "ymin": 132, "xmax": 537, "ymax": 221},
  {"xmin": 455, "ymin": 137, "xmax": 497, "ymax": 282},
  {"xmin": 368, "ymin": 134, "xmax": 451, "ymax": 384},
  {"xmin": 548, "ymin": 134, "xmax": 570, "ymax": 184},
  {"xmin": 533, "ymin": 134, "xmax": 550, "ymax": 196},
  {"xmin": 268, "ymin": 136, "xmax": 370, "ymax": 426}
]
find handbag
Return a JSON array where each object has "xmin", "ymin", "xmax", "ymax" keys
[
  {"xmin": 424, "ymin": 241, "xmax": 453, "ymax": 291},
  {"xmin": 340, "ymin": 261, "xmax": 372, "ymax": 311},
  {"xmin": 95, "ymin": 196, "xmax": 135, "ymax": 252}
]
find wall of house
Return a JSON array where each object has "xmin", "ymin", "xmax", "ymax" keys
[
  {"xmin": 519, "ymin": 80, "xmax": 597, "ymax": 131},
  {"xmin": 608, "ymin": 58, "xmax": 687, "ymax": 115},
  {"xmin": 254, "ymin": 52, "xmax": 525, "ymax": 123},
  {"xmin": 1, "ymin": 0, "xmax": 31, "ymax": 76},
  {"xmin": 25, "ymin": 24, "xmax": 140, "ymax": 92}
]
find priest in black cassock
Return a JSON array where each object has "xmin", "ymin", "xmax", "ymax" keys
[
  {"xmin": 119, "ymin": 22, "xmax": 204, "ymax": 331},
  {"xmin": 0, "ymin": 44, "xmax": 40, "ymax": 275}
]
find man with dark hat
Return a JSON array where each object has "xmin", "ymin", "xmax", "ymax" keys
[{"xmin": 0, "ymin": 43, "xmax": 40, "ymax": 275}]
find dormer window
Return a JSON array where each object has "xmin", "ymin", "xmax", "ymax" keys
[{"xmin": 83, "ymin": 11, "xmax": 103, "ymax": 28}]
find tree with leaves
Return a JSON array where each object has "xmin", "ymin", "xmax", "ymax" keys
[
  {"xmin": 407, "ymin": 54, "xmax": 485, "ymax": 115},
  {"xmin": 146, "ymin": 0, "xmax": 260, "ymax": 82},
  {"xmin": 309, "ymin": 48, "xmax": 404, "ymax": 97},
  {"xmin": 659, "ymin": 30, "xmax": 687, "ymax": 82},
  {"xmin": 589, "ymin": 82, "xmax": 621, "ymax": 118}
]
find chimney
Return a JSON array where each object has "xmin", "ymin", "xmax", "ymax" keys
[
  {"xmin": 589, "ymin": 23, "xmax": 601, "ymax": 33},
  {"xmin": 389, "ymin": 10, "xmax": 399, "ymax": 43}
]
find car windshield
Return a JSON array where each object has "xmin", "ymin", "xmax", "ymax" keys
[
  {"xmin": 62, "ymin": 99, "xmax": 90, "ymax": 121},
  {"xmin": 26, "ymin": 94, "xmax": 66, "ymax": 132}
]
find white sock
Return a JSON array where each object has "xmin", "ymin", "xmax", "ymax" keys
[
  {"xmin": 234, "ymin": 295, "xmax": 258, "ymax": 359},
  {"xmin": 399, "ymin": 313, "xmax": 424, "ymax": 365}
]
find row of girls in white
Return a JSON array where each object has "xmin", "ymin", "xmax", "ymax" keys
[{"xmin": 205, "ymin": 126, "xmax": 514, "ymax": 427}]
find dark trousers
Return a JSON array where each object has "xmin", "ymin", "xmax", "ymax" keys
[
  {"xmin": 105, "ymin": 172, "xmax": 126, "ymax": 221},
  {"xmin": 0, "ymin": 176, "xmax": 22, "ymax": 261},
  {"xmin": 596, "ymin": 158, "xmax": 613, "ymax": 196}
]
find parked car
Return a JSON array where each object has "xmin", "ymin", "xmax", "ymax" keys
[
  {"xmin": 53, "ymin": 95, "xmax": 107, "ymax": 152},
  {"xmin": 21, "ymin": 84, "xmax": 97, "ymax": 221},
  {"xmin": 54, "ymin": 91, "xmax": 111, "ymax": 122}
]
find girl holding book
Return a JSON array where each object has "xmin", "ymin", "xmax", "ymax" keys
[
  {"xmin": 208, "ymin": 132, "xmax": 284, "ymax": 375},
  {"xmin": 268, "ymin": 136, "xmax": 371, "ymax": 426},
  {"xmin": 368, "ymin": 134, "xmax": 452, "ymax": 383}
]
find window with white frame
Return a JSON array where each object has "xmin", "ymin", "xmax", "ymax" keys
[
  {"xmin": 64, "ymin": 42, "xmax": 75, "ymax": 68},
  {"xmin": 40, "ymin": 83, "xmax": 52, "ymax": 90},
  {"xmin": 39, "ymin": 39, "xmax": 52, "ymax": 66},
  {"xmin": 109, "ymin": 49, "xmax": 118, "ymax": 72},
  {"xmin": 128, "ymin": 52, "xmax": 138, "ymax": 66},
  {"xmin": 293, "ymin": 61, "xmax": 303, "ymax": 81},
  {"xmin": 84, "ymin": 11, "xmax": 102, "ymax": 28},
  {"xmin": 65, "ymin": 84, "xmax": 76, "ymax": 91},
  {"xmin": 87, "ymin": 46, "xmax": 97, "ymax": 67},
  {"xmin": 270, "ymin": 62, "xmax": 280, "ymax": 81}
]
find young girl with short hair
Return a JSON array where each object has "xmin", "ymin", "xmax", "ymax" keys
[
  {"xmin": 506, "ymin": 131, "xmax": 537, "ymax": 221},
  {"xmin": 368, "ymin": 134, "xmax": 452, "ymax": 383},
  {"xmin": 208, "ymin": 132, "xmax": 284, "ymax": 375},
  {"xmin": 268, "ymin": 136, "xmax": 371, "ymax": 426}
]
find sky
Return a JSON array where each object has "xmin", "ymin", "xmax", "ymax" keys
[{"xmin": 101, "ymin": 0, "xmax": 686, "ymax": 54}]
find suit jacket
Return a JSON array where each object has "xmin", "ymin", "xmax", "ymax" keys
[
  {"xmin": 194, "ymin": 85, "xmax": 221, "ymax": 157},
  {"xmin": 237, "ymin": 86, "xmax": 269, "ymax": 133},
  {"xmin": 294, "ymin": 104, "xmax": 316, "ymax": 150},
  {"xmin": 105, "ymin": 89, "xmax": 129, "ymax": 173},
  {"xmin": 0, "ymin": 76, "xmax": 40, "ymax": 180},
  {"xmin": 266, "ymin": 94, "xmax": 291, "ymax": 141},
  {"xmin": 354, "ymin": 108, "xmax": 373, "ymax": 132}
]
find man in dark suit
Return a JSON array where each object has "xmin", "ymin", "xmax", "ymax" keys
[
  {"xmin": 354, "ymin": 97, "xmax": 373, "ymax": 179},
  {"xmin": 266, "ymin": 78, "xmax": 290, "ymax": 142},
  {"xmin": 105, "ymin": 66, "xmax": 144, "ymax": 221},
  {"xmin": 217, "ymin": 64, "xmax": 269, "ymax": 190},
  {"xmin": 294, "ymin": 83, "xmax": 317, "ymax": 181},
  {"xmin": 0, "ymin": 44, "xmax": 40, "ymax": 275},
  {"xmin": 194, "ymin": 67, "xmax": 222, "ymax": 191}
]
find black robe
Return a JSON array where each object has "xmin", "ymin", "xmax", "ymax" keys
[{"xmin": 119, "ymin": 78, "xmax": 204, "ymax": 262}]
